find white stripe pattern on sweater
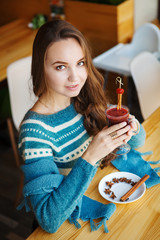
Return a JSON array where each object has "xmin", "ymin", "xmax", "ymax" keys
[
  {"xmin": 22, "ymin": 148, "xmax": 53, "ymax": 160},
  {"xmin": 21, "ymin": 113, "xmax": 82, "ymax": 133},
  {"xmin": 53, "ymin": 137, "xmax": 92, "ymax": 162},
  {"xmin": 19, "ymin": 129, "xmax": 87, "ymax": 151},
  {"xmin": 22, "ymin": 136, "xmax": 92, "ymax": 162}
]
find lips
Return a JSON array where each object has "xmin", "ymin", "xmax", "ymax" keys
[{"xmin": 66, "ymin": 84, "xmax": 79, "ymax": 91}]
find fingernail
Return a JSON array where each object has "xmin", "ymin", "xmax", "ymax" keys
[{"xmin": 121, "ymin": 122, "xmax": 127, "ymax": 126}]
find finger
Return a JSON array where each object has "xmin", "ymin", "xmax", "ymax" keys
[
  {"xmin": 116, "ymin": 125, "xmax": 131, "ymax": 136},
  {"xmin": 129, "ymin": 114, "xmax": 135, "ymax": 119},
  {"xmin": 128, "ymin": 115, "xmax": 135, "ymax": 125},
  {"xmin": 131, "ymin": 119, "xmax": 140, "ymax": 135},
  {"xmin": 112, "ymin": 133, "xmax": 130, "ymax": 144},
  {"xmin": 123, "ymin": 135, "xmax": 132, "ymax": 143},
  {"xmin": 105, "ymin": 122, "xmax": 127, "ymax": 135},
  {"xmin": 112, "ymin": 137, "xmax": 130, "ymax": 150},
  {"xmin": 127, "ymin": 129, "xmax": 133, "ymax": 136},
  {"xmin": 130, "ymin": 123, "xmax": 137, "ymax": 132},
  {"xmin": 109, "ymin": 125, "xmax": 131, "ymax": 140},
  {"xmin": 129, "ymin": 118, "xmax": 139, "ymax": 131},
  {"xmin": 108, "ymin": 125, "xmax": 131, "ymax": 142}
]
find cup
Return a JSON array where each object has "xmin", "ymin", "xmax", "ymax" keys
[{"xmin": 106, "ymin": 104, "xmax": 131, "ymax": 155}]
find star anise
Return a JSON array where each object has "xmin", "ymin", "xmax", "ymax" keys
[
  {"xmin": 126, "ymin": 179, "xmax": 132, "ymax": 184},
  {"xmin": 131, "ymin": 181, "xmax": 137, "ymax": 186},
  {"xmin": 119, "ymin": 177, "xmax": 126, "ymax": 182},
  {"xmin": 112, "ymin": 178, "xmax": 119, "ymax": 183},
  {"xmin": 110, "ymin": 192, "xmax": 116, "ymax": 199},
  {"xmin": 106, "ymin": 181, "xmax": 114, "ymax": 188},
  {"xmin": 104, "ymin": 188, "xmax": 112, "ymax": 194}
]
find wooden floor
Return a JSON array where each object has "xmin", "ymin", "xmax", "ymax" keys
[{"xmin": 0, "ymin": 121, "xmax": 34, "ymax": 240}]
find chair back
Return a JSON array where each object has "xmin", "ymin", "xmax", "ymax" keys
[
  {"xmin": 132, "ymin": 23, "xmax": 160, "ymax": 52},
  {"xmin": 130, "ymin": 52, "xmax": 160, "ymax": 120},
  {"xmin": 117, "ymin": 23, "xmax": 160, "ymax": 58},
  {"xmin": 7, "ymin": 56, "xmax": 37, "ymax": 130}
]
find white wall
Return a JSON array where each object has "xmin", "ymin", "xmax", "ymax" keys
[{"xmin": 134, "ymin": 0, "xmax": 158, "ymax": 30}]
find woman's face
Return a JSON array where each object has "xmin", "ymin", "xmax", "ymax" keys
[{"xmin": 44, "ymin": 38, "xmax": 88, "ymax": 102}]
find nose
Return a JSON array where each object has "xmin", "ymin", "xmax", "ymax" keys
[{"xmin": 68, "ymin": 67, "xmax": 78, "ymax": 82}]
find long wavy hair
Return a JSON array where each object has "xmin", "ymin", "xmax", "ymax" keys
[{"xmin": 31, "ymin": 19, "xmax": 109, "ymax": 136}]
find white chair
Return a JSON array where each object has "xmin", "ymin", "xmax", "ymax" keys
[
  {"xmin": 6, "ymin": 56, "xmax": 37, "ymax": 206},
  {"xmin": 7, "ymin": 56, "xmax": 37, "ymax": 131},
  {"xmin": 93, "ymin": 23, "xmax": 160, "ymax": 77},
  {"xmin": 7, "ymin": 56, "xmax": 38, "ymax": 167},
  {"xmin": 130, "ymin": 52, "xmax": 160, "ymax": 120}
]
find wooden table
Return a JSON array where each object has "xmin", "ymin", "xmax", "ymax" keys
[
  {"xmin": 27, "ymin": 107, "xmax": 160, "ymax": 240},
  {"xmin": 0, "ymin": 18, "xmax": 37, "ymax": 82}
]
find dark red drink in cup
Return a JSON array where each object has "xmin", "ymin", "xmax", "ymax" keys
[
  {"xmin": 105, "ymin": 104, "xmax": 131, "ymax": 155},
  {"xmin": 106, "ymin": 77, "xmax": 131, "ymax": 155},
  {"xmin": 106, "ymin": 105, "xmax": 129, "ymax": 126}
]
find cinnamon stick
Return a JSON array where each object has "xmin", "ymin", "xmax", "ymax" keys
[{"xmin": 120, "ymin": 174, "xmax": 149, "ymax": 202}]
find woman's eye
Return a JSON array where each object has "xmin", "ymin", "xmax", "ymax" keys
[
  {"xmin": 78, "ymin": 61, "xmax": 85, "ymax": 66},
  {"xmin": 56, "ymin": 65, "xmax": 65, "ymax": 70}
]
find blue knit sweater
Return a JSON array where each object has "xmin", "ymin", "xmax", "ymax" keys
[
  {"xmin": 19, "ymin": 103, "xmax": 93, "ymax": 176},
  {"xmin": 18, "ymin": 103, "xmax": 145, "ymax": 233}
]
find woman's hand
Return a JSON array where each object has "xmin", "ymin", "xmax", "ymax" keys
[
  {"xmin": 128, "ymin": 114, "xmax": 140, "ymax": 136},
  {"xmin": 82, "ymin": 121, "xmax": 132, "ymax": 166}
]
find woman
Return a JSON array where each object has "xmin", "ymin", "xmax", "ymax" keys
[{"xmin": 18, "ymin": 19, "xmax": 145, "ymax": 233}]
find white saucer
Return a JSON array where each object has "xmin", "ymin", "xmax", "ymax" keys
[{"xmin": 98, "ymin": 172, "xmax": 146, "ymax": 204}]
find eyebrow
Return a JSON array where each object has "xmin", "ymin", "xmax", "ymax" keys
[{"xmin": 51, "ymin": 57, "xmax": 85, "ymax": 65}]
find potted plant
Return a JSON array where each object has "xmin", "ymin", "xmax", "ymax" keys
[{"xmin": 64, "ymin": 0, "xmax": 134, "ymax": 56}]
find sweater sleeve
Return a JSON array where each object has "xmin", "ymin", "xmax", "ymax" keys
[{"xmin": 24, "ymin": 157, "xmax": 96, "ymax": 233}]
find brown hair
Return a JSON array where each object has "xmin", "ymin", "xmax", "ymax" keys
[{"xmin": 31, "ymin": 19, "xmax": 109, "ymax": 136}]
